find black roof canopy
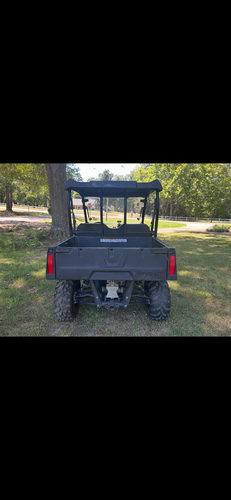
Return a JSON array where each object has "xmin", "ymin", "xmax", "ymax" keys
[{"xmin": 65, "ymin": 179, "xmax": 162, "ymax": 198}]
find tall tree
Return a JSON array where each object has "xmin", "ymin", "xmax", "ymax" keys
[
  {"xmin": 0, "ymin": 163, "xmax": 80, "ymax": 236},
  {"xmin": 98, "ymin": 169, "xmax": 114, "ymax": 181},
  {"xmin": 0, "ymin": 163, "xmax": 20, "ymax": 211},
  {"xmin": 45, "ymin": 163, "xmax": 71, "ymax": 238},
  {"xmin": 0, "ymin": 163, "xmax": 47, "ymax": 211},
  {"xmin": 66, "ymin": 164, "xmax": 83, "ymax": 182}
]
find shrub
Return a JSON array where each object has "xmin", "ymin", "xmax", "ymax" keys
[
  {"xmin": 48, "ymin": 207, "xmax": 52, "ymax": 216},
  {"xmin": 207, "ymin": 224, "xmax": 230, "ymax": 233}
]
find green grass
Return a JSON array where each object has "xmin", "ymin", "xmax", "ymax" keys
[
  {"xmin": 207, "ymin": 224, "xmax": 230, "ymax": 233},
  {"xmin": 0, "ymin": 227, "xmax": 50, "ymax": 251},
  {"xmin": 159, "ymin": 221, "xmax": 187, "ymax": 229},
  {"xmin": 1, "ymin": 231, "xmax": 231, "ymax": 337}
]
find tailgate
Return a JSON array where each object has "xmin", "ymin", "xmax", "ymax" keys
[{"xmin": 54, "ymin": 247, "xmax": 169, "ymax": 281}]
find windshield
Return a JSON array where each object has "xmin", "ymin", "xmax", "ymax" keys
[{"xmin": 73, "ymin": 197, "xmax": 148, "ymax": 228}]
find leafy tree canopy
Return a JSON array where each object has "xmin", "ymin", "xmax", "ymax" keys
[{"xmin": 132, "ymin": 163, "xmax": 231, "ymax": 218}]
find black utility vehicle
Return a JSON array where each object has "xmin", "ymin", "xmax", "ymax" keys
[{"xmin": 46, "ymin": 179, "xmax": 177, "ymax": 321}]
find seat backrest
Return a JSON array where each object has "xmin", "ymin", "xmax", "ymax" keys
[
  {"xmin": 125, "ymin": 224, "xmax": 150, "ymax": 233},
  {"xmin": 77, "ymin": 223, "xmax": 102, "ymax": 235},
  {"xmin": 77, "ymin": 223, "xmax": 151, "ymax": 237}
]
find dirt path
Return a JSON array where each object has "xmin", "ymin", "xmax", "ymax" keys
[
  {"xmin": 159, "ymin": 221, "xmax": 231, "ymax": 234},
  {"xmin": 0, "ymin": 216, "xmax": 51, "ymax": 226}
]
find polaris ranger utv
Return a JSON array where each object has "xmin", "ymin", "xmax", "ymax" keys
[{"xmin": 46, "ymin": 179, "xmax": 177, "ymax": 321}]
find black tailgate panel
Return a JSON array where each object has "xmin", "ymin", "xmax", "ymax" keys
[{"xmin": 56, "ymin": 248, "xmax": 168, "ymax": 281}]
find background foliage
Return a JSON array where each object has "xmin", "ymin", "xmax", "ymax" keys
[
  {"xmin": 0, "ymin": 163, "xmax": 82, "ymax": 207},
  {"xmin": 131, "ymin": 163, "xmax": 231, "ymax": 218},
  {"xmin": 0, "ymin": 163, "xmax": 230, "ymax": 218}
]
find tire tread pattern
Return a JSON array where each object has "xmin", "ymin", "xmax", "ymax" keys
[
  {"xmin": 146, "ymin": 281, "xmax": 171, "ymax": 321},
  {"xmin": 54, "ymin": 280, "xmax": 79, "ymax": 322}
]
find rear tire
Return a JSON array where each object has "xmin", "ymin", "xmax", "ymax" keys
[
  {"xmin": 145, "ymin": 281, "xmax": 171, "ymax": 321},
  {"xmin": 54, "ymin": 280, "xmax": 80, "ymax": 322}
]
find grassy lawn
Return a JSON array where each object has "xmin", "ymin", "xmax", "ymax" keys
[
  {"xmin": 158, "ymin": 221, "xmax": 186, "ymax": 229},
  {"xmin": 0, "ymin": 227, "xmax": 50, "ymax": 250},
  {"xmin": 0, "ymin": 230, "xmax": 231, "ymax": 337}
]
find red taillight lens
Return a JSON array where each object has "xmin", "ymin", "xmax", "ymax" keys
[
  {"xmin": 169, "ymin": 255, "xmax": 176, "ymax": 275},
  {"xmin": 48, "ymin": 255, "xmax": 54, "ymax": 275}
]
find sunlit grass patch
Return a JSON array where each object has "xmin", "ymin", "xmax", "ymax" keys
[
  {"xmin": 31, "ymin": 269, "xmax": 45, "ymax": 279},
  {"xmin": 11, "ymin": 278, "xmax": 27, "ymax": 289}
]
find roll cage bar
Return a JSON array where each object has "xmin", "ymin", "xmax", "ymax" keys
[{"xmin": 65, "ymin": 179, "xmax": 162, "ymax": 238}]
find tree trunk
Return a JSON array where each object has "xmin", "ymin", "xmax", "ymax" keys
[
  {"xmin": 170, "ymin": 196, "xmax": 174, "ymax": 217},
  {"xmin": 6, "ymin": 186, "xmax": 13, "ymax": 211},
  {"xmin": 45, "ymin": 164, "xmax": 71, "ymax": 238}
]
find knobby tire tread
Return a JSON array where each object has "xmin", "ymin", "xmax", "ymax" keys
[
  {"xmin": 145, "ymin": 281, "xmax": 171, "ymax": 321},
  {"xmin": 54, "ymin": 280, "xmax": 80, "ymax": 322}
]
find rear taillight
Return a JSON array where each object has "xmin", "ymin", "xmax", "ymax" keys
[
  {"xmin": 48, "ymin": 254, "xmax": 54, "ymax": 275},
  {"xmin": 169, "ymin": 255, "xmax": 176, "ymax": 275}
]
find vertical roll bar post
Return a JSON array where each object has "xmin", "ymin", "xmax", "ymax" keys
[
  {"xmin": 82, "ymin": 197, "xmax": 88, "ymax": 224},
  {"xmin": 142, "ymin": 198, "xmax": 147, "ymax": 224},
  {"xmin": 155, "ymin": 191, "xmax": 160, "ymax": 238}
]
